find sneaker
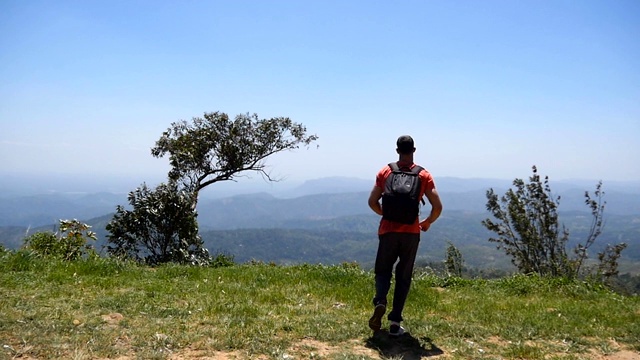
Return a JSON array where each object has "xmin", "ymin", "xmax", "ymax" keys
[
  {"xmin": 389, "ymin": 322, "xmax": 405, "ymax": 337},
  {"xmin": 368, "ymin": 303, "xmax": 386, "ymax": 331}
]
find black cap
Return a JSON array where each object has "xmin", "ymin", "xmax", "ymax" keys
[{"xmin": 396, "ymin": 135, "xmax": 415, "ymax": 154}]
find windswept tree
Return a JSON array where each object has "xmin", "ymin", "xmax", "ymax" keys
[
  {"xmin": 151, "ymin": 111, "xmax": 318, "ymax": 209},
  {"xmin": 107, "ymin": 111, "xmax": 317, "ymax": 264},
  {"xmin": 482, "ymin": 166, "xmax": 626, "ymax": 280}
]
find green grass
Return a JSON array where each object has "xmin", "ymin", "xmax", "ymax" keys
[{"xmin": 0, "ymin": 251, "xmax": 639, "ymax": 359}]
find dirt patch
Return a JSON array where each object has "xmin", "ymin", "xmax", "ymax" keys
[
  {"xmin": 462, "ymin": 336, "xmax": 639, "ymax": 360},
  {"xmin": 587, "ymin": 339, "xmax": 640, "ymax": 360},
  {"xmin": 101, "ymin": 312, "xmax": 124, "ymax": 325},
  {"xmin": 486, "ymin": 335, "xmax": 510, "ymax": 347},
  {"xmin": 168, "ymin": 348, "xmax": 257, "ymax": 360},
  {"xmin": 597, "ymin": 350, "xmax": 640, "ymax": 360},
  {"xmin": 290, "ymin": 338, "xmax": 380, "ymax": 358},
  {"xmin": 4, "ymin": 335, "xmax": 638, "ymax": 359},
  {"xmin": 580, "ymin": 338, "xmax": 640, "ymax": 360}
]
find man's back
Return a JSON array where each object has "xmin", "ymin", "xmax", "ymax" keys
[{"xmin": 373, "ymin": 161, "xmax": 435, "ymax": 235}]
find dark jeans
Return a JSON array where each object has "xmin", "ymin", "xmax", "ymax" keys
[{"xmin": 373, "ymin": 232, "xmax": 420, "ymax": 323}]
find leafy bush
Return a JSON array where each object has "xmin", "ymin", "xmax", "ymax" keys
[
  {"xmin": 483, "ymin": 166, "xmax": 626, "ymax": 281},
  {"xmin": 106, "ymin": 182, "xmax": 210, "ymax": 265},
  {"xmin": 23, "ymin": 219, "xmax": 96, "ymax": 261},
  {"xmin": 209, "ymin": 251, "xmax": 235, "ymax": 268},
  {"xmin": 23, "ymin": 231, "xmax": 58, "ymax": 255},
  {"xmin": 445, "ymin": 241, "xmax": 464, "ymax": 277}
]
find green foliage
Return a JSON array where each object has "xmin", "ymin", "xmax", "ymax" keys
[
  {"xmin": 573, "ymin": 180, "xmax": 611, "ymax": 274},
  {"xmin": 23, "ymin": 231, "xmax": 57, "ymax": 253},
  {"xmin": 444, "ymin": 241, "xmax": 464, "ymax": 277},
  {"xmin": 595, "ymin": 242, "xmax": 628, "ymax": 284},
  {"xmin": 483, "ymin": 166, "xmax": 571, "ymax": 276},
  {"xmin": 106, "ymin": 111, "xmax": 317, "ymax": 267},
  {"xmin": 106, "ymin": 182, "xmax": 210, "ymax": 265},
  {"xmin": 23, "ymin": 219, "xmax": 96, "ymax": 261},
  {"xmin": 482, "ymin": 166, "xmax": 624, "ymax": 281},
  {"xmin": 151, "ymin": 111, "xmax": 318, "ymax": 203},
  {"xmin": 209, "ymin": 250, "xmax": 235, "ymax": 268}
]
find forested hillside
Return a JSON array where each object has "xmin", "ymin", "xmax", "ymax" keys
[{"xmin": 1, "ymin": 177, "xmax": 639, "ymax": 273}]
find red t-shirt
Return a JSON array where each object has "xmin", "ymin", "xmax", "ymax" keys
[{"xmin": 375, "ymin": 161, "xmax": 435, "ymax": 235}]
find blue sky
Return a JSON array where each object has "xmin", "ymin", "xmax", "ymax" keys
[{"xmin": 1, "ymin": 0, "xmax": 639, "ymax": 191}]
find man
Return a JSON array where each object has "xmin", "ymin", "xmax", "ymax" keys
[{"xmin": 367, "ymin": 135, "xmax": 443, "ymax": 336}]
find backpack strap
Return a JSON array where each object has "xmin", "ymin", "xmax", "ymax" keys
[
  {"xmin": 389, "ymin": 162, "xmax": 423, "ymax": 174},
  {"xmin": 411, "ymin": 165, "xmax": 424, "ymax": 175},
  {"xmin": 411, "ymin": 165, "xmax": 426, "ymax": 204}
]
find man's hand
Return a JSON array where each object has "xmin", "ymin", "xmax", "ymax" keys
[
  {"xmin": 419, "ymin": 219, "xmax": 432, "ymax": 232},
  {"xmin": 420, "ymin": 187, "xmax": 442, "ymax": 232}
]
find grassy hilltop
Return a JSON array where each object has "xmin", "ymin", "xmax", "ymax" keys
[{"xmin": 1, "ymin": 252, "xmax": 639, "ymax": 360}]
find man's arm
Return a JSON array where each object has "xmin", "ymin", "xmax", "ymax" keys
[
  {"xmin": 368, "ymin": 185, "xmax": 384, "ymax": 216},
  {"xmin": 419, "ymin": 187, "xmax": 443, "ymax": 232}
]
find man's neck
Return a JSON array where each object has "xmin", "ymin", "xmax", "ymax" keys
[{"xmin": 398, "ymin": 154, "xmax": 414, "ymax": 163}]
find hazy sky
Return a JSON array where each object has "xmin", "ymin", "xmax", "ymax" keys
[{"xmin": 1, "ymin": 0, "xmax": 639, "ymax": 188}]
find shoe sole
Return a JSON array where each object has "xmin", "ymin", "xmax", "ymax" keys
[{"xmin": 368, "ymin": 305, "xmax": 385, "ymax": 331}]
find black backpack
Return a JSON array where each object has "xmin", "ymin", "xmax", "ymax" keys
[{"xmin": 382, "ymin": 162, "xmax": 424, "ymax": 224}]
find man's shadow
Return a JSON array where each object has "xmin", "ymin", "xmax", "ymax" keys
[{"xmin": 365, "ymin": 330, "xmax": 444, "ymax": 359}]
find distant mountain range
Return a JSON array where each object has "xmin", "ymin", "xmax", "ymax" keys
[
  {"xmin": 1, "ymin": 176, "xmax": 639, "ymax": 228},
  {"xmin": 1, "ymin": 176, "xmax": 639, "ymax": 272}
]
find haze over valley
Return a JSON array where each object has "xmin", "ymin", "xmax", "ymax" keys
[{"xmin": 1, "ymin": 175, "xmax": 639, "ymax": 274}]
